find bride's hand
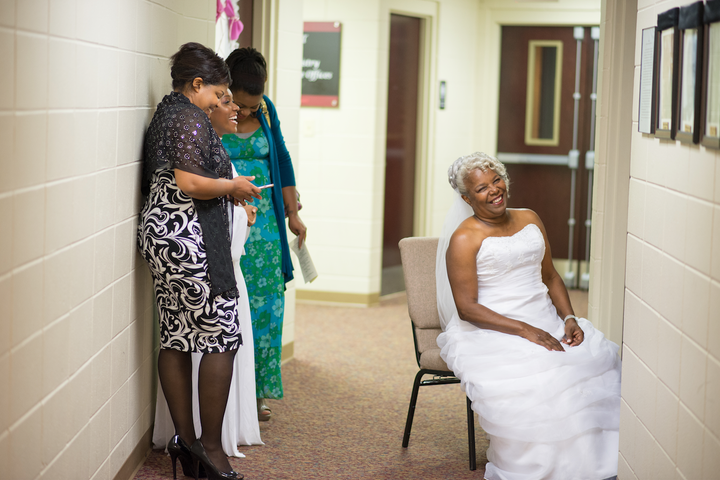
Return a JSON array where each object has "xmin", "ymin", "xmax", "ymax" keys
[
  {"xmin": 521, "ymin": 324, "xmax": 565, "ymax": 352},
  {"xmin": 562, "ymin": 318, "xmax": 584, "ymax": 347}
]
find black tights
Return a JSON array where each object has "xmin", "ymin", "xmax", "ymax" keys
[{"xmin": 158, "ymin": 348, "xmax": 238, "ymax": 473}]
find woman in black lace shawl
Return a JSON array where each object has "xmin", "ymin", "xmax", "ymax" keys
[{"xmin": 137, "ymin": 42, "xmax": 260, "ymax": 480}]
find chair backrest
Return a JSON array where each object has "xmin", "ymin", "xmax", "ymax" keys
[
  {"xmin": 399, "ymin": 237, "xmax": 446, "ymax": 369},
  {"xmin": 399, "ymin": 237, "xmax": 440, "ymax": 329}
]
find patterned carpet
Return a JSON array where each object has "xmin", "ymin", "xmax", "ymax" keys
[
  {"xmin": 133, "ymin": 293, "xmax": 490, "ymax": 479},
  {"xmin": 133, "ymin": 290, "xmax": 588, "ymax": 480}
]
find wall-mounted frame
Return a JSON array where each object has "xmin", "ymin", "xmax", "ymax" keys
[
  {"xmin": 676, "ymin": 2, "xmax": 704, "ymax": 143},
  {"xmin": 524, "ymin": 40, "xmax": 563, "ymax": 146},
  {"xmin": 639, "ymin": 27, "xmax": 657, "ymax": 134},
  {"xmin": 301, "ymin": 22, "xmax": 342, "ymax": 107},
  {"xmin": 655, "ymin": 7, "xmax": 680, "ymax": 139},
  {"xmin": 702, "ymin": 1, "xmax": 720, "ymax": 148}
]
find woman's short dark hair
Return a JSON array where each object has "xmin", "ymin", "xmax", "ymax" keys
[
  {"xmin": 170, "ymin": 42, "xmax": 231, "ymax": 90},
  {"xmin": 225, "ymin": 47, "xmax": 267, "ymax": 96}
]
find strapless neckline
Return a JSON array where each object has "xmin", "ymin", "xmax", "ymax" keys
[{"xmin": 478, "ymin": 223, "xmax": 540, "ymax": 252}]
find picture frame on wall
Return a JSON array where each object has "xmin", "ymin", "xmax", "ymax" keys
[
  {"xmin": 301, "ymin": 22, "xmax": 342, "ymax": 107},
  {"xmin": 639, "ymin": 27, "xmax": 657, "ymax": 134},
  {"xmin": 676, "ymin": 2, "xmax": 704, "ymax": 144},
  {"xmin": 655, "ymin": 7, "xmax": 680, "ymax": 139},
  {"xmin": 702, "ymin": 0, "xmax": 720, "ymax": 148}
]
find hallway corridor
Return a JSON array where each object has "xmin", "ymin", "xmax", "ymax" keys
[
  {"xmin": 132, "ymin": 291, "xmax": 588, "ymax": 479},
  {"xmin": 134, "ymin": 294, "xmax": 488, "ymax": 479}
]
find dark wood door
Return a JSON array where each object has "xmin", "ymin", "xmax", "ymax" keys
[
  {"xmin": 497, "ymin": 26, "xmax": 596, "ymax": 280},
  {"xmin": 237, "ymin": 0, "xmax": 253, "ymax": 48},
  {"xmin": 382, "ymin": 14, "xmax": 421, "ymax": 294}
]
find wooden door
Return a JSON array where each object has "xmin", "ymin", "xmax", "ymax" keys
[
  {"xmin": 497, "ymin": 26, "xmax": 597, "ymax": 287},
  {"xmin": 237, "ymin": 0, "xmax": 253, "ymax": 48},
  {"xmin": 382, "ymin": 14, "xmax": 421, "ymax": 295}
]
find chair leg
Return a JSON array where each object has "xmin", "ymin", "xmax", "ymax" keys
[
  {"xmin": 402, "ymin": 370, "xmax": 425, "ymax": 448},
  {"xmin": 466, "ymin": 395, "xmax": 476, "ymax": 471}
]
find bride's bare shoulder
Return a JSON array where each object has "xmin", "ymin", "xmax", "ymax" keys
[
  {"xmin": 508, "ymin": 208, "xmax": 543, "ymax": 229},
  {"xmin": 448, "ymin": 216, "xmax": 487, "ymax": 255}
]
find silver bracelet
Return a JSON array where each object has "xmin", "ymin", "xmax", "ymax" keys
[{"xmin": 563, "ymin": 314, "xmax": 579, "ymax": 324}]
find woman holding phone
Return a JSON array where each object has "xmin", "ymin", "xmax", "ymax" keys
[
  {"xmin": 138, "ymin": 43, "xmax": 261, "ymax": 480},
  {"xmin": 221, "ymin": 47, "xmax": 306, "ymax": 421}
]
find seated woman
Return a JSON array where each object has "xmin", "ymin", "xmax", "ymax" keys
[
  {"xmin": 152, "ymin": 88, "xmax": 263, "ymax": 458},
  {"xmin": 437, "ymin": 152, "xmax": 621, "ymax": 480}
]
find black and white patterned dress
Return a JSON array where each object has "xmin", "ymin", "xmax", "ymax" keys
[{"xmin": 137, "ymin": 92, "xmax": 241, "ymax": 353}]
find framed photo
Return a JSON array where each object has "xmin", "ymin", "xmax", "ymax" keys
[
  {"xmin": 676, "ymin": 2, "xmax": 704, "ymax": 144},
  {"xmin": 655, "ymin": 7, "xmax": 679, "ymax": 139},
  {"xmin": 301, "ymin": 22, "xmax": 342, "ymax": 107},
  {"xmin": 702, "ymin": 1, "xmax": 720, "ymax": 148},
  {"xmin": 639, "ymin": 27, "xmax": 657, "ymax": 134}
]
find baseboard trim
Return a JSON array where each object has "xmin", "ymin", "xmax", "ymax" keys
[
  {"xmin": 115, "ymin": 426, "xmax": 153, "ymax": 480},
  {"xmin": 295, "ymin": 290, "xmax": 380, "ymax": 307},
  {"xmin": 281, "ymin": 341, "xmax": 294, "ymax": 364}
]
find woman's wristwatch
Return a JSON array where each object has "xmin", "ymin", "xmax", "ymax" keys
[{"xmin": 563, "ymin": 314, "xmax": 579, "ymax": 324}]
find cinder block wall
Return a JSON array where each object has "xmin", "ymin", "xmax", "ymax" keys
[
  {"xmin": 0, "ymin": 1, "xmax": 217, "ymax": 479},
  {"xmin": 618, "ymin": 0, "xmax": 720, "ymax": 478}
]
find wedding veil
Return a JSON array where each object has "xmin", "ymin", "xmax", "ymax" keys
[
  {"xmin": 436, "ymin": 152, "xmax": 509, "ymax": 331},
  {"xmin": 436, "ymin": 170, "xmax": 473, "ymax": 331}
]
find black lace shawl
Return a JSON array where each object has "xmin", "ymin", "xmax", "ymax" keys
[{"xmin": 142, "ymin": 92, "xmax": 238, "ymax": 298}]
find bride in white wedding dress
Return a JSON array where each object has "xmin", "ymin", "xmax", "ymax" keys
[{"xmin": 436, "ymin": 153, "xmax": 621, "ymax": 480}]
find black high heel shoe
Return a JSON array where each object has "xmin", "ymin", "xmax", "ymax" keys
[
  {"xmin": 168, "ymin": 435, "xmax": 207, "ymax": 479},
  {"xmin": 189, "ymin": 439, "xmax": 243, "ymax": 480}
]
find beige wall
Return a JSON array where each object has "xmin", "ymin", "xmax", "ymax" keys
[
  {"xmin": 254, "ymin": 0, "xmax": 305, "ymax": 357},
  {"xmin": 589, "ymin": 0, "xmax": 637, "ymax": 347},
  {"xmin": 298, "ymin": 0, "xmax": 402, "ymax": 302},
  {"xmin": 608, "ymin": 0, "xmax": 720, "ymax": 478},
  {"xmin": 0, "ymin": 1, "xmax": 217, "ymax": 479}
]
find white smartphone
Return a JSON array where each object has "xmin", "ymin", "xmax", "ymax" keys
[{"xmin": 258, "ymin": 183, "xmax": 274, "ymax": 189}]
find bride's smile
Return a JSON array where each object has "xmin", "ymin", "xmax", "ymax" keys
[{"xmin": 461, "ymin": 168, "xmax": 508, "ymax": 220}]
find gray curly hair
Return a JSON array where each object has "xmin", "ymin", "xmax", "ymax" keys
[{"xmin": 447, "ymin": 152, "xmax": 510, "ymax": 196}]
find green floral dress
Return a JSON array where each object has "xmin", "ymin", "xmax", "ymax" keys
[{"xmin": 223, "ymin": 129, "xmax": 285, "ymax": 399}]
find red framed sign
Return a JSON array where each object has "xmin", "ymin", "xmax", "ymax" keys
[{"xmin": 301, "ymin": 22, "xmax": 341, "ymax": 107}]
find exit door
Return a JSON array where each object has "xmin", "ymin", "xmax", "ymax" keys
[{"xmin": 497, "ymin": 26, "xmax": 599, "ymax": 288}]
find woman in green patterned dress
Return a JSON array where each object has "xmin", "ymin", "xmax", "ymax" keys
[{"xmin": 222, "ymin": 48, "xmax": 306, "ymax": 421}]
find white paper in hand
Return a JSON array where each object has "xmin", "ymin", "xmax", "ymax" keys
[{"xmin": 289, "ymin": 237, "xmax": 318, "ymax": 283}]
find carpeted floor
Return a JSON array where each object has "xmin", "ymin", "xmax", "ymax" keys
[{"xmin": 133, "ymin": 290, "xmax": 588, "ymax": 480}]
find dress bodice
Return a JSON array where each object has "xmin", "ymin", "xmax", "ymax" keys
[
  {"xmin": 473, "ymin": 223, "xmax": 561, "ymax": 334},
  {"xmin": 222, "ymin": 129, "xmax": 270, "ymax": 163},
  {"xmin": 477, "ymin": 223, "xmax": 545, "ymax": 286}
]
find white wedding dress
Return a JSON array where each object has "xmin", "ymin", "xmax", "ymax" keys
[
  {"xmin": 437, "ymin": 223, "xmax": 621, "ymax": 480},
  {"xmin": 152, "ymin": 166, "xmax": 263, "ymax": 457}
]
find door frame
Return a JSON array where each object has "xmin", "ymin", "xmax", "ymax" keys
[
  {"xmin": 252, "ymin": 0, "xmax": 278, "ymax": 100},
  {"xmin": 380, "ymin": 0, "xmax": 438, "ymax": 238},
  {"xmin": 588, "ymin": 0, "xmax": 637, "ymax": 346}
]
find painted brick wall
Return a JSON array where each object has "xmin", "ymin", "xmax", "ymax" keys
[
  {"xmin": 0, "ymin": 1, "xmax": 217, "ymax": 478},
  {"xmin": 618, "ymin": 0, "xmax": 720, "ymax": 478}
]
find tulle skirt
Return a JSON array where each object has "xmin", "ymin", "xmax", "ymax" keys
[{"xmin": 438, "ymin": 317, "xmax": 621, "ymax": 480}]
